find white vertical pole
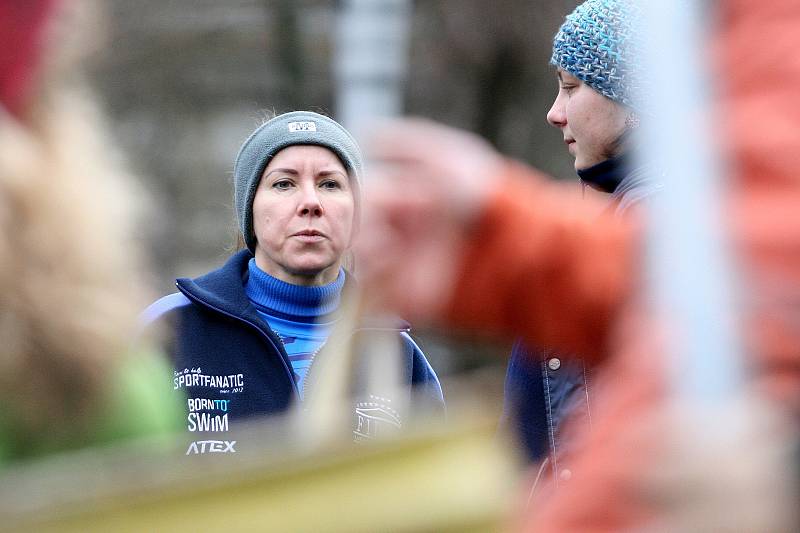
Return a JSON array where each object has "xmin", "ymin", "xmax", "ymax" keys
[
  {"xmin": 639, "ymin": 1, "xmax": 743, "ymax": 403},
  {"xmin": 334, "ymin": 0, "xmax": 412, "ymax": 136}
]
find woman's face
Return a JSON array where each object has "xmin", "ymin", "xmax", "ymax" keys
[
  {"xmin": 252, "ymin": 145, "xmax": 355, "ymax": 286},
  {"xmin": 546, "ymin": 69, "xmax": 628, "ymax": 171}
]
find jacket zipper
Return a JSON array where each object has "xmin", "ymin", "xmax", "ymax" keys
[
  {"xmin": 300, "ymin": 343, "xmax": 326, "ymax": 400},
  {"xmin": 176, "ymin": 284, "xmax": 302, "ymax": 401}
]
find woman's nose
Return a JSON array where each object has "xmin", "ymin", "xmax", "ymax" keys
[
  {"xmin": 298, "ymin": 186, "xmax": 324, "ymax": 217},
  {"xmin": 546, "ymin": 97, "xmax": 566, "ymax": 128}
]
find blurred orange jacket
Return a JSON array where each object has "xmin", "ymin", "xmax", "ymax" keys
[{"xmin": 442, "ymin": 0, "xmax": 800, "ymax": 530}]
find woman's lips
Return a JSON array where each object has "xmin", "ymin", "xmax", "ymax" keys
[{"xmin": 291, "ymin": 230, "xmax": 327, "ymax": 243}]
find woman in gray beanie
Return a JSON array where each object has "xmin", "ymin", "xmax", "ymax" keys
[{"xmin": 143, "ymin": 111, "xmax": 444, "ymax": 450}]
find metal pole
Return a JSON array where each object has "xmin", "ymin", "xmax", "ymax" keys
[{"xmin": 334, "ymin": 0, "xmax": 412, "ymax": 135}]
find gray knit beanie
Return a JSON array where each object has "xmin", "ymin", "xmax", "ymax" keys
[
  {"xmin": 550, "ymin": 0, "xmax": 643, "ymax": 108},
  {"xmin": 233, "ymin": 111, "xmax": 363, "ymax": 252}
]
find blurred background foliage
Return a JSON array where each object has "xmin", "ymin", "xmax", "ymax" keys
[{"xmin": 86, "ymin": 0, "xmax": 579, "ymax": 395}]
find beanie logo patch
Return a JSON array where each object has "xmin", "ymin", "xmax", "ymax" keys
[{"xmin": 288, "ymin": 121, "xmax": 317, "ymax": 133}]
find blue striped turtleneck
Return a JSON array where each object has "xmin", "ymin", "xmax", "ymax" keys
[{"xmin": 244, "ymin": 259, "xmax": 345, "ymax": 398}]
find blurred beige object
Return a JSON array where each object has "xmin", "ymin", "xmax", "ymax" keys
[
  {"xmin": 642, "ymin": 400, "xmax": 799, "ymax": 533},
  {"xmin": 298, "ymin": 291, "xmax": 409, "ymax": 446},
  {"xmin": 0, "ymin": 0, "xmax": 178, "ymax": 463},
  {"xmin": 0, "ymin": 397, "xmax": 520, "ymax": 533}
]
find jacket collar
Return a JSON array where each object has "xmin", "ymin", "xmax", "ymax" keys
[
  {"xmin": 176, "ymin": 249, "xmax": 410, "ymax": 332},
  {"xmin": 176, "ymin": 249, "xmax": 259, "ymax": 322},
  {"xmin": 576, "ymin": 153, "xmax": 628, "ymax": 194}
]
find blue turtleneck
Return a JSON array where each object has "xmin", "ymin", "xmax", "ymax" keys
[{"xmin": 244, "ymin": 259, "xmax": 345, "ymax": 398}]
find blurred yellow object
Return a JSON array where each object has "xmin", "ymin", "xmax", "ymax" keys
[{"xmin": 0, "ymin": 406, "xmax": 520, "ymax": 532}]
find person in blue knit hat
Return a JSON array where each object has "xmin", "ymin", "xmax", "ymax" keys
[
  {"xmin": 143, "ymin": 111, "xmax": 444, "ymax": 453},
  {"xmin": 502, "ymin": 0, "xmax": 661, "ymax": 485},
  {"xmin": 547, "ymin": 0, "xmax": 654, "ymax": 200}
]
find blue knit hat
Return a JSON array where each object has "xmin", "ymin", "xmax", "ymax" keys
[
  {"xmin": 551, "ymin": 0, "xmax": 643, "ymax": 108},
  {"xmin": 233, "ymin": 111, "xmax": 363, "ymax": 252}
]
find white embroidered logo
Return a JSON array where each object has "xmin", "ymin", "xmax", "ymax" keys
[
  {"xmin": 185, "ymin": 440, "xmax": 236, "ymax": 455},
  {"xmin": 353, "ymin": 395, "xmax": 402, "ymax": 442},
  {"xmin": 288, "ymin": 121, "xmax": 317, "ymax": 132}
]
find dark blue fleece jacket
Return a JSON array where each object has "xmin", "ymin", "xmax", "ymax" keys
[{"xmin": 142, "ymin": 250, "xmax": 444, "ymax": 441}]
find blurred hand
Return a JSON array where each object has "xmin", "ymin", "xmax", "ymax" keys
[{"xmin": 355, "ymin": 118, "xmax": 505, "ymax": 322}]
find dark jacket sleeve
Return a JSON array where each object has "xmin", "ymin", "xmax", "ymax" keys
[{"xmin": 401, "ymin": 332, "xmax": 446, "ymax": 420}]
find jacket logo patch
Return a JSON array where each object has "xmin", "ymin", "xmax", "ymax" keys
[
  {"xmin": 353, "ymin": 395, "xmax": 402, "ymax": 442},
  {"xmin": 288, "ymin": 121, "xmax": 317, "ymax": 132}
]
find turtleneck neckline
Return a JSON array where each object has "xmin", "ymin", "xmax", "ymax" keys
[
  {"xmin": 576, "ymin": 153, "xmax": 630, "ymax": 194},
  {"xmin": 244, "ymin": 259, "xmax": 345, "ymax": 318}
]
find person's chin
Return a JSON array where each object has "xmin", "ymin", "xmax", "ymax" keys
[
  {"xmin": 573, "ymin": 156, "xmax": 594, "ymax": 172},
  {"xmin": 288, "ymin": 258, "xmax": 337, "ymax": 277}
]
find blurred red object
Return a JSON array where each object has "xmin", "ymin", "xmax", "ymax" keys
[{"xmin": 0, "ymin": 0, "xmax": 58, "ymax": 118}]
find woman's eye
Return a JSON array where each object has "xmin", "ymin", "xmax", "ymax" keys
[
  {"xmin": 272, "ymin": 180, "xmax": 293, "ymax": 190},
  {"xmin": 561, "ymin": 84, "xmax": 576, "ymax": 94},
  {"xmin": 320, "ymin": 180, "xmax": 341, "ymax": 190}
]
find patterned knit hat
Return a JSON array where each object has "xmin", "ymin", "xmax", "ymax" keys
[
  {"xmin": 550, "ymin": 0, "xmax": 643, "ymax": 108},
  {"xmin": 233, "ymin": 111, "xmax": 363, "ymax": 252}
]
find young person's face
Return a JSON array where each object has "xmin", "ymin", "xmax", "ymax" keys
[
  {"xmin": 252, "ymin": 145, "xmax": 355, "ymax": 286},
  {"xmin": 546, "ymin": 70, "xmax": 628, "ymax": 171}
]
